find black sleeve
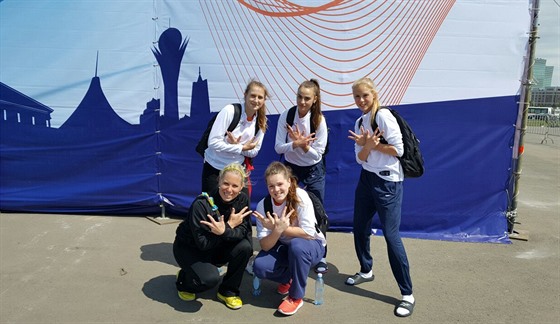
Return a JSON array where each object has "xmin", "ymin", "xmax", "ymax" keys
[
  {"xmin": 220, "ymin": 193, "xmax": 252, "ymax": 242},
  {"xmin": 186, "ymin": 198, "xmax": 223, "ymax": 251}
]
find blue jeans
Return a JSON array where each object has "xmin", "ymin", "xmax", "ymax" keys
[
  {"xmin": 253, "ymin": 238, "xmax": 324, "ymax": 299},
  {"xmin": 353, "ymin": 169, "xmax": 413, "ymax": 295}
]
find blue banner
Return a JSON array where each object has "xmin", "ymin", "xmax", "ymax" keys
[{"xmin": 0, "ymin": 1, "xmax": 532, "ymax": 243}]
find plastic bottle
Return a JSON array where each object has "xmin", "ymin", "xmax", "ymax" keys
[
  {"xmin": 252, "ymin": 275, "xmax": 261, "ymax": 296},
  {"xmin": 314, "ymin": 273, "xmax": 324, "ymax": 305}
]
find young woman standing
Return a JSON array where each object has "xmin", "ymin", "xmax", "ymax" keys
[
  {"xmin": 201, "ymin": 80, "xmax": 268, "ymax": 196},
  {"xmin": 346, "ymin": 77, "xmax": 415, "ymax": 317}
]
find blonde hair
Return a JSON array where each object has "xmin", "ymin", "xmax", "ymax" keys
[
  {"xmin": 352, "ymin": 77, "xmax": 381, "ymax": 125},
  {"xmin": 264, "ymin": 161, "xmax": 300, "ymax": 224},
  {"xmin": 244, "ymin": 79, "xmax": 269, "ymax": 133},
  {"xmin": 219, "ymin": 163, "xmax": 247, "ymax": 188}
]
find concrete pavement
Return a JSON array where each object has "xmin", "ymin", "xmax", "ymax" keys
[{"xmin": 1, "ymin": 133, "xmax": 558, "ymax": 323}]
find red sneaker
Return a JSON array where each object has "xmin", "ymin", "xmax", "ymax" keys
[
  {"xmin": 278, "ymin": 297, "xmax": 303, "ymax": 315},
  {"xmin": 277, "ymin": 279, "xmax": 292, "ymax": 295}
]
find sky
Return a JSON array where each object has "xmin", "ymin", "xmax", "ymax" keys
[{"xmin": 535, "ymin": 0, "xmax": 560, "ymax": 85}]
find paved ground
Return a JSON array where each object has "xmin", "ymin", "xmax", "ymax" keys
[{"xmin": 1, "ymin": 133, "xmax": 558, "ymax": 323}]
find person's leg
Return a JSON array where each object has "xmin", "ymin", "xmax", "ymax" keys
[
  {"xmin": 213, "ymin": 239, "xmax": 253, "ymax": 296},
  {"xmin": 286, "ymin": 238, "xmax": 324, "ymax": 299},
  {"xmin": 376, "ymin": 179, "xmax": 413, "ymax": 296},
  {"xmin": 201, "ymin": 162, "xmax": 220, "ymax": 193},
  {"xmin": 253, "ymin": 243, "xmax": 291, "ymax": 284},
  {"xmin": 302, "ymin": 163, "xmax": 329, "ymax": 270},
  {"xmin": 300, "ymin": 161, "xmax": 326, "ymax": 204},
  {"xmin": 173, "ymin": 241, "xmax": 221, "ymax": 293},
  {"xmin": 352, "ymin": 169, "xmax": 377, "ymax": 273}
]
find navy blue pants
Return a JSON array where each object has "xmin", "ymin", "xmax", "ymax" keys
[
  {"xmin": 253, "ymin": 238, "xmax": 324, "ymax": 299},
  {"xmin": 284, "ymin": 160, "xmax": 326, "ymax": 204},
  {"xmin": 284, "ymin": 160, "xmax": 328, "ymax": 258},
  {"xmin": 353, "ymin": 169, "xmax": 413, "ymax": 295}
]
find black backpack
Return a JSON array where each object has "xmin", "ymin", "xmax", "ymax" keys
[
  {"xmin": 263, "ymin": 190, "xmax": 329, "ymax": 234},
  {"xmin": 286, "ymin": 106, "xmax": 330, "ymax": 156},
  {"xmin": 359, "ymin": 106, "xmax": 424, "ymax": 178},
  {"xmin": 195, "ymin": 104, "xmax": 258, "ymax": 157}
]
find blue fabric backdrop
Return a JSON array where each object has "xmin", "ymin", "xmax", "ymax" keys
[
  {"xmin": 1, "ymin": 0, "xmax": 531, "ymax": 243},
  {"xmin": 0, "ymin": 76, "xmax": 515, "ymax": 243}
]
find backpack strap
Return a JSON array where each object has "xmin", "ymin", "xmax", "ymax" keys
[
  {"xmin": 228, "ymin": 103, "xmax": 242, "ymax": 133},
  {"xmin": 263, "ymin": 194, "xmax": 273, "ymax": 217},
  {"xmin": 286, "ymin": 105, "xmax": 315, "ymax": 134},
  {"xmin": 253, "ymin": 116, "xmax": 259, "ymax": 136},
  {"xmin": 371, "ymin": 106, "xmax": 386, "ymax": 132},
  {"xmin": 233, "ymin": 103, "xmax": 259, "ymax": 136},
  {"xmin": 286, "ymin": 105, "xmax": 296, "ymax": 127},
  {"xmin": 369, "ymin": 106, "xmax": 388, "ymax": 144}
]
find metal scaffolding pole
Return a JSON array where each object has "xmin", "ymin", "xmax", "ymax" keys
[{"xmin": 507, "ymin": 0, "xmax": 540, "ymax": 240}]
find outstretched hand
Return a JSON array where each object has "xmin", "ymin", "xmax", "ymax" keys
[
  {"xmin": 253, "ymin": 206, "xmax": 293, "ymax": 234},
  {"xmin": 273, "ymin": 207, "xmax": 292, "ymax": 234},
  {"xmin": 287, "ymin": 124, "xmax": 315, "ymax": 150},
  {"xmin": 227, "ymin": 206, "xmax": 252, "ymax": 228},
  {"xmin": 348, "ymin": 126, "xmax": 384, "ymax": 150},
  {"xmin": 200, "ymin": 213, "xmax": 226, "ymax": 235},
  {"xmin": 226, "ymin": 131, "xmax": 241, "ymax": 144},
  {"xmin": 226, "ymin": 132, "xmax": 258, "ymax": 151},
  {"xmin": 348, "ymin": 125, "xmax": 367, "ymax": 146},
  {"xmin": 252, "ymin": 210, "xmax": 275, "ymax": 231}
]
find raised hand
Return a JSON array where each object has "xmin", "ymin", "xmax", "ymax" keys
[
  {"xmin": 242, "ymin": 136, "xmax": 258, "ymax": 151},
  {"xmin": 364, "ymin": 127, "xmax": 384, "ymax": 150},
  {"xmin": 200, "ymin": 213, "xmax": 226, "ymax": 235},
  {"xmin": 348, "ymin": 125, "xmax": 366, "ymax": 146},
  {"xmin": 287, "ymin": 124, "xmax": 316, "ymax": 150},
  {"xmin": 227, "ymin": 206, "xmax": 252, "ymax": 228},
  {"xmin": 273, "ymin": 207, "xmax": 293, "ymax": 234},
  {"xmin": 253, "ymin": 210, "xmax": 275, "ymax": 231},
  {"xmin": 226, "ymin": 131, "xmax": 241, "ymax": 144},
  {"xmin": 348, "ymin": 125, "xmax": 383, "ymax": 149}
]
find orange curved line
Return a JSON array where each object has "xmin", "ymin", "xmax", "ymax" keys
[
  {"xmin": 205, "ymin": 0, "xmax": 455, "ymax": 108},
  {"xmin": 305, "ymin": 0, "xmax": 389, "ymax": 24},
  {"xmin": 393, "ymin": 1, "xmax": 454, "ymax": 104},
  {"xmin": 318, "ymin": 0, "xmax": 371, "ymax": 15},
  {"xmin": 269, "ymin": 3, "xmax": 410, "ymax": 73},
  {"xmin": 237, "ymin": 0, "xmax": 346, "ymax": 17},
  {"xmin": 389, "ymin": 3, "xmax": 441, "ymax": 104},
  {"xmin": 379, "ymin": 1, "xmax": 432, "ymax": 104},
  {"xmin": 297, "ymin": 2, "xmax": 393, "ymax": 35},
  {"xmin": 232, "ymin": 2, "xmax": 298, "ymax": 114},
  {"xmin": 287, "ymin": 6, "xmax": 430, "ymax": 82},
  {"xmin": 289, "ymin": 3, "xmax": 409, "ymax": 60},
  {"xmin": 373, "ymin": 1, "xmax": 454, "ymax": 105}
]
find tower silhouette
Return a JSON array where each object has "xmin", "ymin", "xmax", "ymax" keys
[
  {"xmin": 190, "ymin": 67, "xmax": 210, "ymax": 117},
  {"xmin": 152, "ymin": 28, "xmax": 188, "ymax": 122}
]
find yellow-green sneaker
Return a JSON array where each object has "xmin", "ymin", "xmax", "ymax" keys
[
  {"xmin": 178, "ymin": 290, "xmax": 196, "ymax": 301},
  {"xmin": 217, "ymin": 292, "xmax": 243, "ymax": 310},
  {"xmin": 176, "ymin": 270, "xmax": 196, "ymax": 301}
]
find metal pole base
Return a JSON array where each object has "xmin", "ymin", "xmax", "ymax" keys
[{"xmin": 509, "ymin": 229, "xmax": 529, "ymax": 241}]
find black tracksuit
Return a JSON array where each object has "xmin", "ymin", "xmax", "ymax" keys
[{"xmin": 173, "ymin": 189, "xmax": 252, "ymax": 297}]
